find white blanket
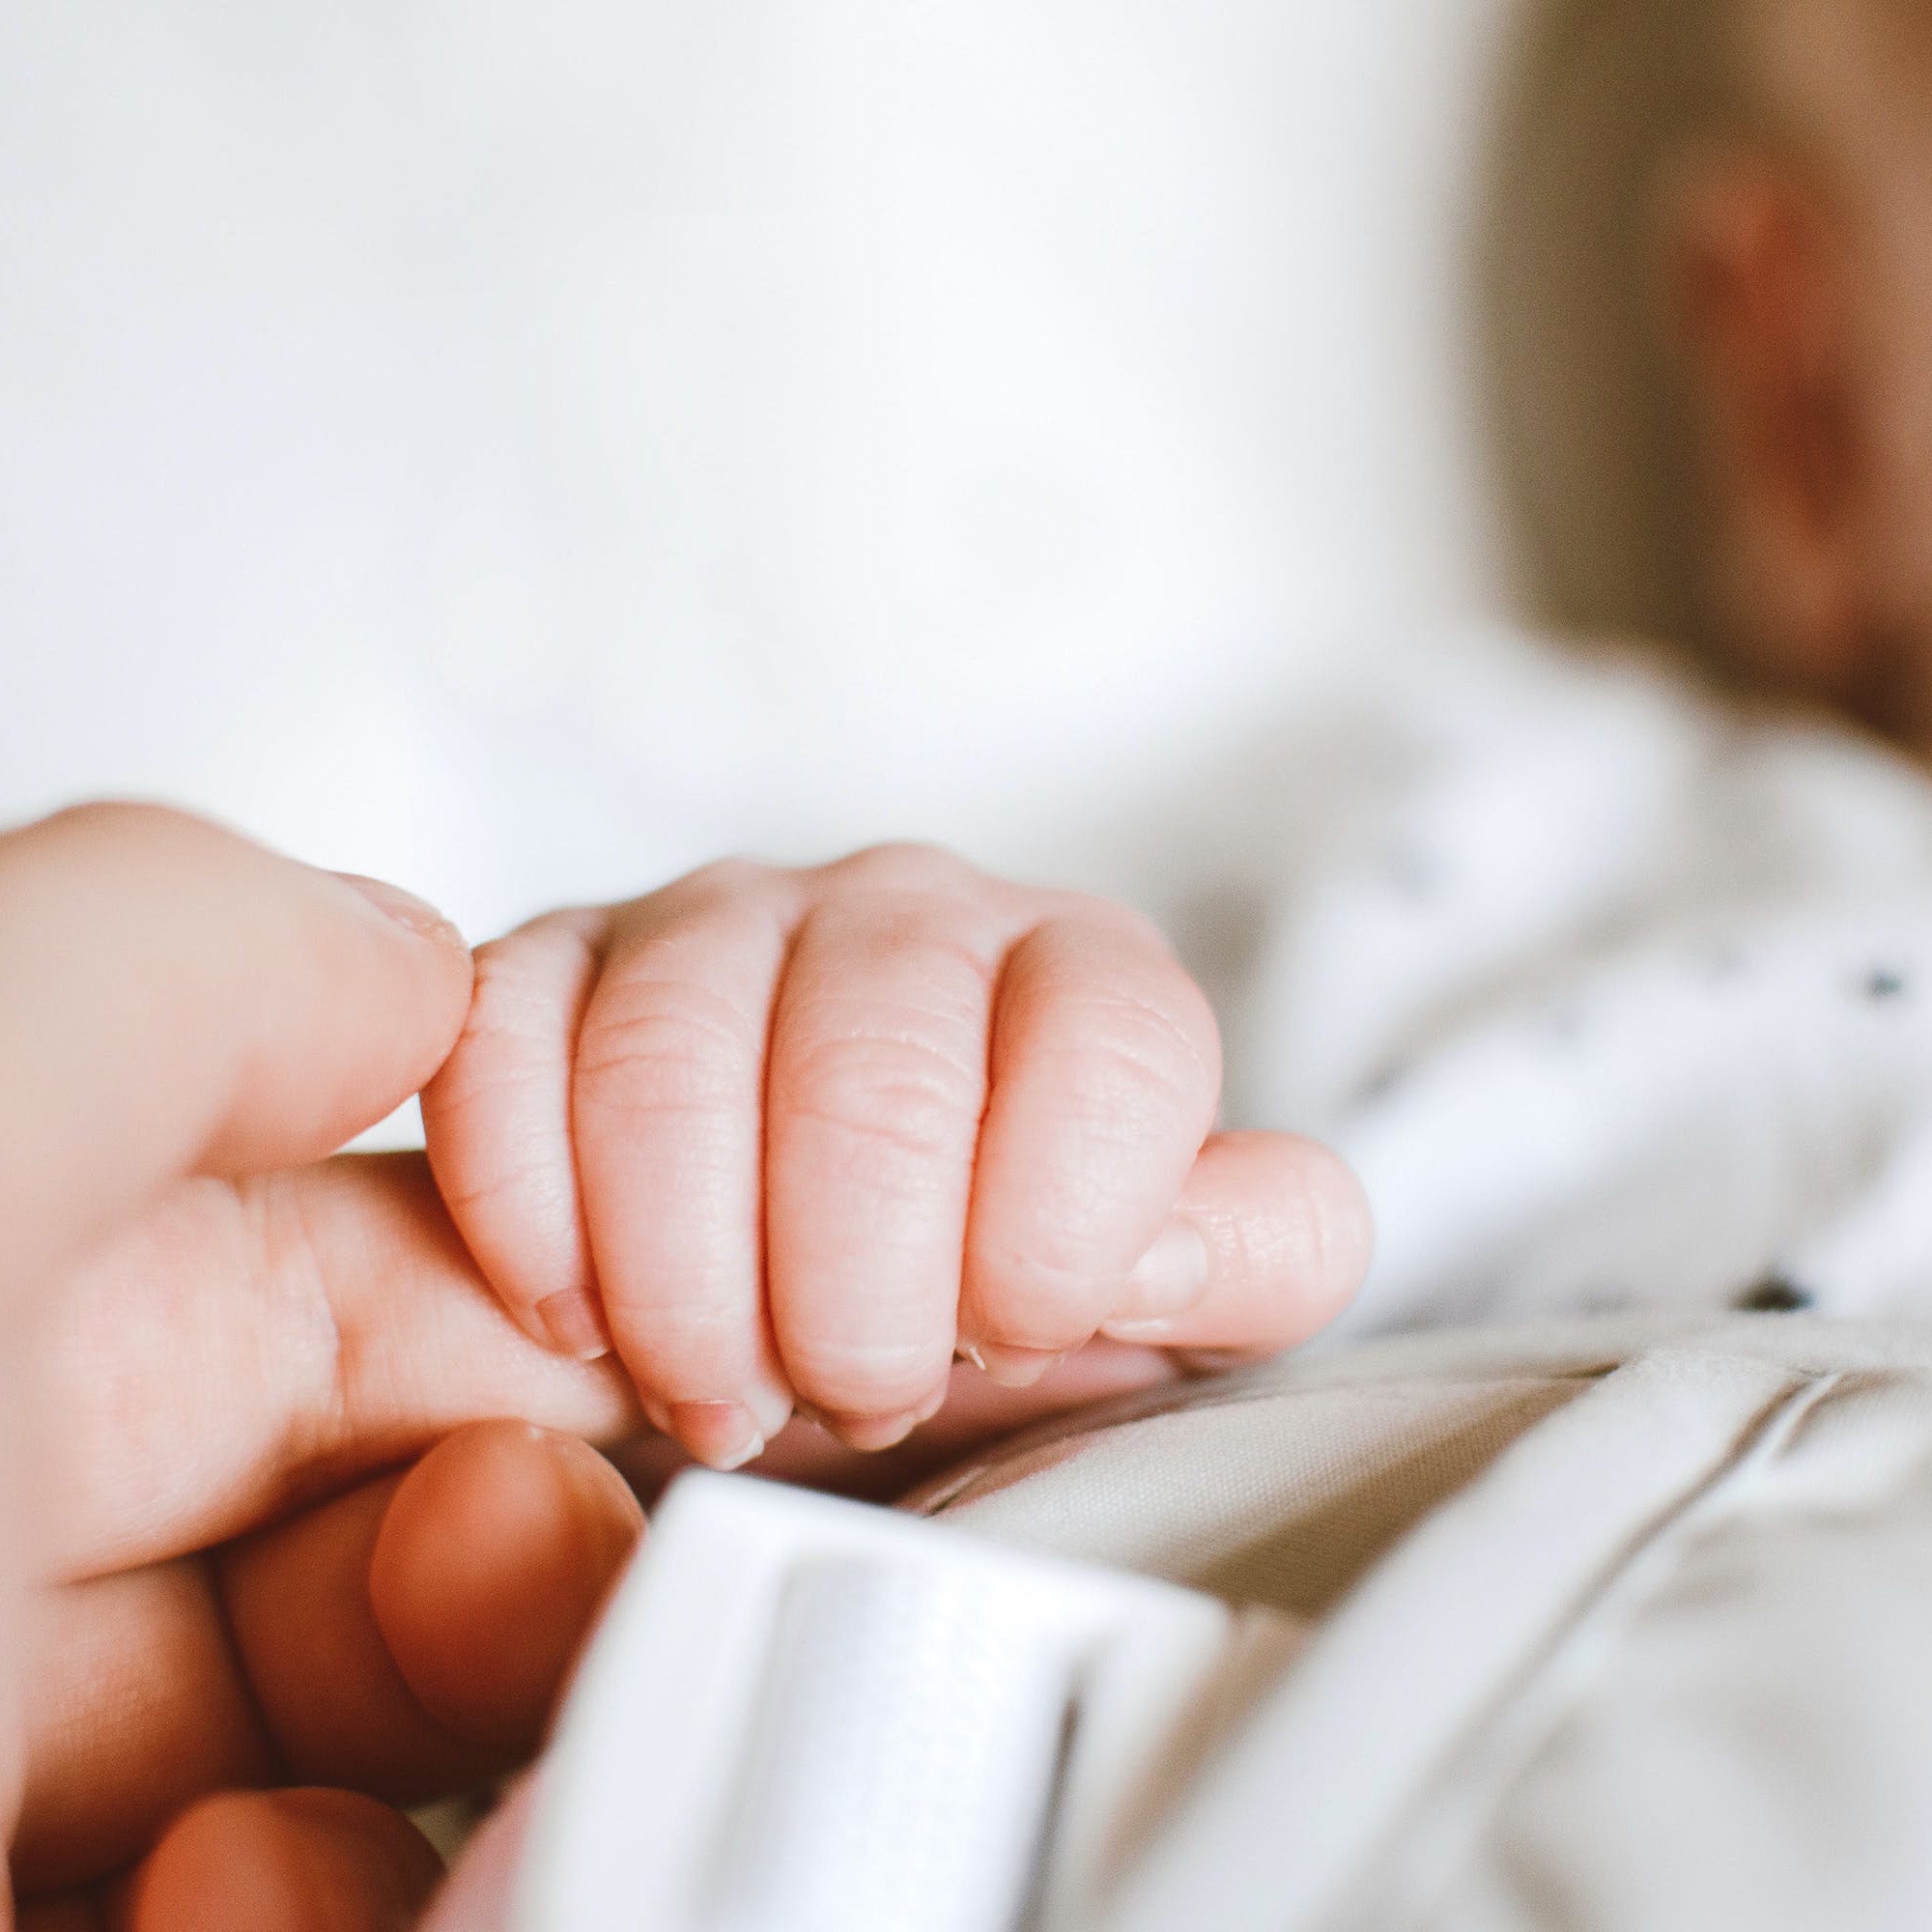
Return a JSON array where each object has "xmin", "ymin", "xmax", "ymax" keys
[{"xmin": 1213, "ymin": 629, "xmax": 1932, "ymax": 1335}]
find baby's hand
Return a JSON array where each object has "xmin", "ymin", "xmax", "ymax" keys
[{"xmin": 421, "ymin": 847, "xmax": 1370, "ymax": 1468}]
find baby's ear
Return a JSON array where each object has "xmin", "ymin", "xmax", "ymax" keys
[{"xmin": 1660, "ymin": 142, "xmax": 1876, "ymax": 701}]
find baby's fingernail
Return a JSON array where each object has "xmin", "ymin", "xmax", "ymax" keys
[
  {"xmin": 973, "ymin": 1345, "xmax": 1065, "ymax": 1390},
  {"xmin": 1116, "ymin": 1218, "xmax": 1211, "ymax": 1322},
  {"xmin": 330, "ymin": 871, "xmax": 466, "ymax": 947},
  {"xmin": 534, "ymin": 1289, "xmax": 613, "ymax": 1363},
  {"xmin": 956, "ymin": 1342, "xmax": 989, "ymax": 1373},
  {"xmin": 1100, "ymin": 1316, "xmax": 1183, "ymax": 1343},
  {"xmin": 831, "ymin": 1407, "xmax": 923, "ymax": 1453},
  {"xmin": 670, "ymin": 1402, "xmax": 766, "ymax": 1472},
  {"xmin": 746, "ymin": 1380, "xmax": 797, "ymax": 1444}
]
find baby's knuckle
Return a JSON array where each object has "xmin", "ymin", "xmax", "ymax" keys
[
  {"xmin": 679, "ymin": 854, "xmax": 772, "ymax": 901},
  {"xmin": 421, "ymin": 973, "xmax": 559, "ymax": 1146},
  {"xmin": 576, "ymin": 978, "xmax": 759, "ymax": 1114},
  {"xmin": 610, "ymin": 1295, "xmax": 740, "ymax": 1369},
  {"xmin": 827, "ymin": 841, "xmax": 979, "ymax": 894},
  {"xmin": 456, "ymin": 945, "xmax": 557, "ymax": 1052},
  {"xmin": 780, "ymin": 1033, "xmax": 980, "ymax": 1168},
  {"xmin": 972, "ymin": 1238, "xmax": 1103, "ymax": 1333},
  {"xmin": 431, "ymin": 1143, "xmax": 553, "ymax": 1219},
  {"xmin": 784, "ymin": 1332, "xmax": 945, "ymax": 1411},
  {"xmin": 1059, "ymin": 988, "xmax": 1219, "ymax": 1123}
]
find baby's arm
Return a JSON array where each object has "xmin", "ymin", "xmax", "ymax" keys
[{"xmin": 420, "ymin": 845, "xmax": 1371, "ymax": 1469}]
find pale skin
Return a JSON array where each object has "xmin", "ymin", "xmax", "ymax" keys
[{"xmin": 0, "ymin": 805, "xmax": 1371, "ymax": 1927}]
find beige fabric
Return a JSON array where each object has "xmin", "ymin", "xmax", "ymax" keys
[
  {"xmin": 1427, "ymin": 1369, "xmax": 1932, "ymax": 1932},
  {"xmin": 920, "ymin": 1374, "xmax": 1587, "ymax": 1619},
  {"xmin": 911, "ymin": 1313, "xmax": 1932, "ymax": 1930}
]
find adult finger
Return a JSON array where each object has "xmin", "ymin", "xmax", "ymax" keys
[
  {"xmin": 17, "ymin": 1901, "xmax": 106, "ymax": 1932},
  {"xmin": 117, "ymin": 1788, "xmax": 441, "ymax": 1932},
  {"xmin": 571, "ymin": 866, "xmax": 801, "ymax": 1469},
  {"xmin": 34, "ymin": 1154, "xmax": 636, "ymax": 1586},
  {"xmin": 11, "ymin": 1562, "xmax": 277, "ymax": 1897},
  {"xmin": 14, "ymin": 1425, "xmax": 640, "ymax": 1892},
  {"xmin": 958, "ymin": 907, "xmax": 1222, "ymax": 1382},
  {"xmin": 1097, "ymin": 1132, "xmax": 1372, "ymax": 1352},
  {"xmin": 367, "ymin": 1424, "xmax": 642, "ymax": 1754},
  {"xmin": 0, "ymin": 803, "xmax": 473, "ymax": 1303},
  {"xmin": 221, "ymin": 1430, "xmax": 634, "ymax": 1801},
  {"xmin": 219, "ymin": 1423, "xmax": 640, "ymax": 1801},
  {"xmin": 765, "ymin": 859, "xmax": 1005, "ymax": 1445}
]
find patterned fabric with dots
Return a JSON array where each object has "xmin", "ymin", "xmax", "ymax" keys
[{"xmin": 1205, "ymin": 629, "xmax": 1932, "ymax": 1336}]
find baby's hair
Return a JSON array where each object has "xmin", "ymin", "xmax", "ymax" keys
[{"xmin": 1476, "ymin": 0, "xmax": 1754, "ymax": 667}]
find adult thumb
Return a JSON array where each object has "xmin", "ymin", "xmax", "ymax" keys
[{"xmin": 0, "ymin": 803, "xmax": 474, "ymax": 1304}]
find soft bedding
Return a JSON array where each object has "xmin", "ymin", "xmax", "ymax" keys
[{"xmin": 1208, "ymin": 627, "xmax": 1932, "ymax": 1335}]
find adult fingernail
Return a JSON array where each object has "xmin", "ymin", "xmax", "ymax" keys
[
  {"xmin": 331, "ymin": 871, "xmax": 466, "ymax": 947},
  {"xmin": 670, "ymin": 1402, "xmax": 767, "ymax": 1472},
  {"xmin": 1116, "ymin": 1218, "xmax": 1211, "ymax": 1322},
  {"xmin": 534, "ymin": 1288, "xmax": 613, "ymax": 1363},
  {"xmin": 972, "ymin": 1345, "xmax": 1065, "ymax": 1389}
]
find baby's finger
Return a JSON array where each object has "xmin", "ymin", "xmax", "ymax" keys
[
  {"xmin": 1098, "ymin": 1131, "xmax": 1372, "ymax": 1353},
  {"xmin": 573, "ymin": 867, "xmax": 800, "ymax": 1469},
  {"xmin": 616, "ymin": 1342, "xmax": 1183, "ymax": 1506},
  {"xmin": 765, "ymin": 867, "xmax": 1003, "ymax": 1443},
  {"xmin": 959, "ymin": 910, "xmax": 1221, "ymax": 1381},
  {"xmin": 421, "ymin": 910, "xmax": 611, "ymax": 1363}
]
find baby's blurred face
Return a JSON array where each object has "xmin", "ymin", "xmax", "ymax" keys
[
  {"xmin": 1678, "ymin": 0, "xmax": 1932, "ymax": 744},
  {"xmin": 1788, "ymin": 0, "xmax": 1932, "ymax": 707}
]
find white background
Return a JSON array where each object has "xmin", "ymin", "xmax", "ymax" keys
[{"xmin": 2, "ymin": 1, "xmax": 1523, "ymax": 944}]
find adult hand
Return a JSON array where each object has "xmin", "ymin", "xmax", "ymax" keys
[
  {"xmin": 0, "ymin": 805, "xmax": 648, "ymax": 1930},
  {"xmin": 0, "ymin": 806, "xmax": 1218, "ymax": 1930}
]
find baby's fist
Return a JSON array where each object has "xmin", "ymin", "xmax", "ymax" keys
[{"xmin": 422, "ymin": 847, "xmax": 1370, "ymax": 1468}]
